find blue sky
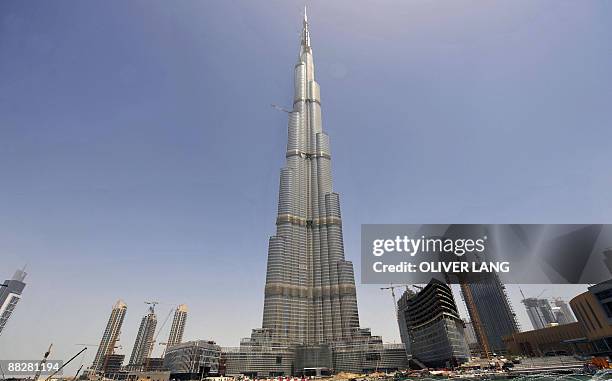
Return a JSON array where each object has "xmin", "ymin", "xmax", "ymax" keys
[{"xmin": 1, "ymin": 0, "xmax": 611, "ymax": 370}]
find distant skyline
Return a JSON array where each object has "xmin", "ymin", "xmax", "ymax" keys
[{"xmin": 1, "ymin": 0, "xmax": 611, "ymax": 373}]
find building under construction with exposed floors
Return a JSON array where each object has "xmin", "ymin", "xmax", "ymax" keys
[
  {"xmin": 397, "ymin": 279, "xmax": 470, "ymax": 368},
  {"xmin": 91, "ymin": 299, "xmax": 128, "ymax": 373}
]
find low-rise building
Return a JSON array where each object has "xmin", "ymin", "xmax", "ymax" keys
[
  {"xmin": 504, "ymin": 279, "xmax": 612, "ymax": 357},
  {"xmin": 126, "ymin": 371, "xmax": 170, "ymax": 381},
  {"xmin": 222, "ymin": 333, "xmax": 408, "ymax": 377},
  {"xmin": 503, "ymin": 322, "xmax": 589, "ymax": 356},
  {"xmin": 164, "ymin": 340, "xmax": 221, "ymax": 380}
]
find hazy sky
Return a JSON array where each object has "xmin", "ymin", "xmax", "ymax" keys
[{"xmin": 1, "ymin": 0, "xmax": 611, "ymax": 372}]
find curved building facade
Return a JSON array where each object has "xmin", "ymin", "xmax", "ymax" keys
[
  {"xmin": 164, "ymin": 340, "xmax": 221, "ymax": 379},
  {"xmin": 398, "ymin": 279, "xmax": 470, "ymax": 368}
]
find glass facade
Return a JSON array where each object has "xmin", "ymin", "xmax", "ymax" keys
[
  {"xmin": 464, "ymin": 277, "xmax": 519, "ymax": 354},
  {"xmin": 398, "ymin": 279, "xmax": 470, "ymax": 368},
  {"xmin": 164, "ymin": 340, "xmax": 221, "ymax": 379},
  {"xmin": 92, "ymin": 300, "xmax": 127, "ymax": 372},
  {"xmin": 0, "ymin": 269, "xmax": 27, "ymax": 335}
]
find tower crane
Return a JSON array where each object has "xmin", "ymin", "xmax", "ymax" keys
[
  {"xmin": 145, "ymin": 301, "xmax": 159, "ymax": 314},
  {"xmin": 380, "ymin": 284, "xmax": 414, "ymax": 339},
  {"xmin": 380, "ymin": 284, "xmax": 412, "ymax": 314},
  {"xmin": 518, "ymin": 287, "xmax": 547, "ymax": 301},
  {"xmin": 271, "ymin": 104, "xmax": 293, "ymax": 114},
  {"xmin": 455, "ymin": 248, "xmax": 492, "ymax": 359},
  {"xmin": 519, "ymin": 287, "xmax": 550, "ymax": 330},
  {"xmin": 159, "ymin": 342, "xmax": 169, "ymax": 358},
  {"xmin": 150, "ymin": 306, "xmax": 174, "ymax": 357},
  {"xmin": 460, "ymin": 283, "xmax": 491, "ymax": 358},
  {"xmin": 77, "ymin": 339, "xmax": 123, "ymax": 375},
  {"xmin": 142, "ymin": 302, "xmax": 172, "ymax": 371},
  {"xmin": 75, "ymin": 343, "xmax": 123, "ymax": 350},
  {"xmin": 32, "ymin": 344, "xmax": 52, "ymax": 381}
]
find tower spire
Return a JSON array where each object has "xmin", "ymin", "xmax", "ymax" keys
[
  {"xmin": 258, "ymin": 6, "xmax": 362, "ymax": 347},
  {"xmin": 301, "ymin": 5, "xmax": 310, "ymax": 48},
  {"xmin": 228, "ymin": 8, "xmax": 396, "ymax": 374}
]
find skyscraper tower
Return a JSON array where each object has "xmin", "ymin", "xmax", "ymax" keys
[
  {"xmin": 462, "ymin": 277, "xmax": 519, "ymax": 355},
  {"xmin": 260, "ymin": 6, "xmax": 360, "ymax": 347},
  {"xmin": 522, "ymin": 297, "xmax": 556, "ymax": 330},
  {"xmin": 552, "ymin": 298, "xmax": 576, "ymax": 324},
  {"xmin": 167, "ymin": 304, "xmax": 187, "ymax": 348},
  {"xmin": 129, "ymin": 304, "xmax": 157, "ymax": 369},
  {"xmin": 91, "ymin": 300, "xmax": 128, "ymax": 372},
  {"xmin": 224, "ymin": 10, "xmax": 408, "ymax": 376},
  {"xmin": 0, "ymin": 268, "xmax": 27, "ymax": 336}
]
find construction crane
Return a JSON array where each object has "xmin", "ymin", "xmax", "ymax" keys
[
  {"xmin": 142, "ymin": 301, "xmax": 171, "ymax": 372},
  {"xmin": 271, "ymin": 104, "xmax": 293, "ymax": 113},
  {"xmin": 149, "ymin": 306, "xmax": 174, "ymax": 357},
  {"xmin": 33, "ymin": 344, "xmax": 53, "ymax": 381},
  {"xmin": 460, "ymin": 283, "xmax": 491, "ymax": 359},
  {"xmin": 71, "ymin": 364, "xmax": 84, "ymax": 381},
  {"xmin": 76, "ymin": 338, "xmax": 123, "ymax": 374},
  {"xmin": 76, "ymin": 343, "xmax": 122, "ymax": 347},
  {"xmin": 380, "ymin": 284, "xmax": 412, "ymax": 313},
  {"xmin": 145, "ymin": 301, "xmax": 159, "ymax": 313},
  {"xmin": 44, "ymin": 347, "xmax": 87, "ymax": 381},
  {"xmin": 455, "ymin": 248, "xmax": 493, "ymax": 359},
  {"xmin": 380, "ymin": 284, "xmax": 414, "ymax": 338},
  {"xmin": 159, "ymin": 342, "xmax": 169, "ymax": 358},
  {"xmin": 519, "ymin": 287, "xmax": 550, "ymax": 330},
  {"xmin": 143, "ymin": 301, "xmax": 160, "ymax": 366},
  {"xmin": 518, "ymin": 287, "xmax": 547, "ymax": 301}
]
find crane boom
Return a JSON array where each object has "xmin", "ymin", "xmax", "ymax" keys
[
  {"xmin": 461, "ymin": 283, "xmax": 491, "ymax": 358},
  {"xmin": 33, "ymin": 344, "xmax": 53, "ymax": 381}
]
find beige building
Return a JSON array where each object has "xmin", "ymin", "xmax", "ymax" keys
[
  {"xmin": 570, "ymin": 280, "xmax": 612, "ymax": 354},
  {"xmin": 503, "ymin": 322, "xmax": 589, "ymax": 356},
  {"xmin": 504, "ymin": 280, "xmax": 612, "ymax": 357}
]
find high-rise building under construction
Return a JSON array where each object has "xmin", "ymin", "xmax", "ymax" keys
[
  {"xmin": 129, "ymin": 305, "xmax": 157, "ymax": 369},
  {"xmin": 523, "ymin": 297, "xmax": 556, "ymax": 330},
  {"xmin": 463, "ymin": 277, "xmax": 519, "ymax": 355},
  {"xmin": 397, "ymin": 279, "xmax": 470, "ymax": 368},
  {"xmin": 167, "ymin": 304, "xmax": 188, "ymax": 348},
  {"xmin": 552, "ymin": 298, "xmax": 577, "ymax": 325},
  {"xmin": 91, "ymin": 300, "xmax": 128, "ymax": 372}
]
